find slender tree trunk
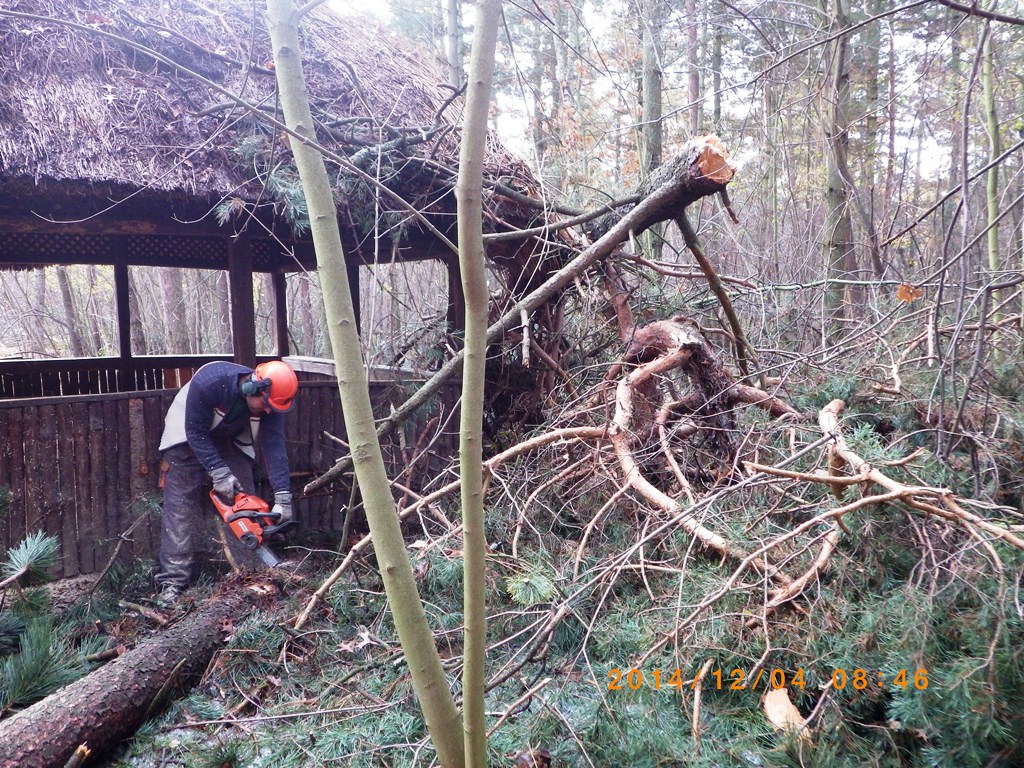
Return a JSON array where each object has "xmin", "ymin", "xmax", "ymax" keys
[
  {"xmin": 764, "ymin": 79, "xmax": 781, "ymax": 270},
  {"xmin": 639, "ymin": 0, "xmax": 664, "ymax": 259},
  {"xmin": 212, "ymin": 270, "xmax": 232, "ymax": 354},
  {"xmin": 264, "ymin": 3, "xmax": 465, "ymax": 765},
  {"xmin": 31, "ymin": 270, "xmax": 55, "ymax": 353},
  {"xmin": 127, "ymin": 270, "xmax": 148, "ymax": 355},
  {"xmin": 457, "ymin": 5, "xmax": 501, "ymax": 763},
  {"xmin": 860, "ymin": 1, "xmax": 886, "ymax": 280},
  {"xmin": 821, "ymin": 0, "xmax": 854, "ymax": 340},
  {"xmin": 639, "ymin": 0, "xmax": 663, "ymax": 176},
  {"xmin": 296, "ymin": 275, "xmax": 314, "ymax": 355},
  {"xmin": 881, "ymin": 17, "xmax": 897, "ymax": 226},
  {"xmin": 445, "ymin": 0, "xmax": 462, "ymax": 87},
  {"xmin": 55, "ymin": 267, "xmax": 86, "ymax": 357},
  {"xmin": 941, "ymin": 23, "xmax": 964, "ymax": 241},
  {"xmin": 1014, "ymin": 128, "xmax": 1024, "ymax": 327},
  {"xmin": 711, "ymin": 23, "xmax": 722, "ymax": 131},
  {"xmin": 159, "ymin": 268, "xmax": 187, "ymax": 353},
  {"xmin": 547, "ymin": 0, "xmax": 571, "ymax": 190},
  {"xmin": 685, "ymin": 0, "xmax": 700, "ymax": 135},
  {"xmin": 86, "ymin": 265, "xmax": 105, "ymax": 354},
  {"xmin": 315, "ymin": 271, "xmax": 334, "ymax": 359},
  {"xmin": 983, "ymin": 28, "xmax": 1001, "ymax": 321}
]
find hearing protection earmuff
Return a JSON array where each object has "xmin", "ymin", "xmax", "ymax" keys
[{"xmin": 240, "ymin": 373, "xmax": 272, "ymax": 397}]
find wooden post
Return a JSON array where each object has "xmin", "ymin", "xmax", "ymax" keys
[
  {"xmin": 114, "ymin": 260, "xmax": 132, "ymax": 391},
  {"xmin": 446, "ymin": 256, "xmax": 465, "ymax": 340},
  {"xmin": 272, "ymin": 270, "xmax": 290, "ymax": 357},
  {"xmin": 228, "ymin": 237, "xmax": 257, "ymax": 366},
  {"xmin": 346, "ymin": 261, "xmax": 361, "ymax": 332}
]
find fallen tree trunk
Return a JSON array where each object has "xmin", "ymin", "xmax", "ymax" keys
[
  {"xmin": 307, "ymin": 135, "xmax": 735, "ymax": 493},
  {"xmin": 0, "ymin": 579, "xmax": 272, "ymax": 768}
]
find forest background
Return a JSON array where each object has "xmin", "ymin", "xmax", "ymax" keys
[{"xmin": 0, "ymin": 0, "xmax": 1022, "ymax": 766}]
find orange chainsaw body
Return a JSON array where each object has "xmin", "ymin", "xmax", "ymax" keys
[{"xmin": 209, "ymin": 491, "xmax": 274, "ymax": 551}]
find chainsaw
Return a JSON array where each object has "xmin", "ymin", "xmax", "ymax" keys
[{"xmin": 209, "ymin": 491, "xmax": 298, "ymax": 567}]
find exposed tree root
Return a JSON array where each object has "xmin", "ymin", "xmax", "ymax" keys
[
  {"xmin": 306, "ymin": 135, "xmax": 736, "ymax": 494},
  {"xmin": 608, "ymin": 337, "xmax": 793, "ymax": 585}
]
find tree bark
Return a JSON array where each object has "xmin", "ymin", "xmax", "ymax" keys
[
  {"xmin": 639, "ymin": 0, "xmax": 665, "ymax": 260},
  {"xmin": 983, "ymin": 30, "xmax": 1001, "ymax": 321},
  {"xmin": 159, "ymin": 267, "xmax": 188, "ymax": 354},
  {"xmin": 445, "ymin": 0, "xmax": 462, "ymax": 87},
  {"xmin": 55, "ymin": 266, "xmax": 86, "ymax": 357},
  {"xmin": 0, "ymin": 586, "xmax": 262, "ymax": 768},
  {"xmin": 822, "ymin": 0, "xmax": 855, "ymax": 340},
  {"xmin": 456, "ymin": 1, "xmax": 501, "ymax": 763},
  {"xmin": 127, "ymin": 269, "xmax": 148, "ymax": 355},
  {"xmin": 685, "ymin": 0, "xmax": 700, "ymax": 136},
  {"xmin": 265, "ymin": 3, "xmax": 465, "ymax": 765}
]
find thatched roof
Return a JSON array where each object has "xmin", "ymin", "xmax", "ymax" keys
[{"xmin": 0, "ymin": 0, "xmax": 544, "ymax": 252}]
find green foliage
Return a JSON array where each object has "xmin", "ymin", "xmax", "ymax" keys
[
  {"xmin": 0, "ymin": 617, "xmax": 85, "ymax": 711},
  {"xmin": 2, "ymin": 531, "xmax": 59, "ymax": 587},
  {"xmin": 95, "ymin": 556, "xmax": 158, "ymax": 597},
  {"xmin": 505, "ymin": 561, "xmax": 557, "ymax": 606},
  {"xmin": 790, "ymin": 374, "xmax": 860, "ymax": 411},
  {"xmin": 220, "ymin": 133, "xmax": 310, "ymax": 234},
  {"xmin": 108, "ymin": 365, "xmax": 1024, "ymax": 768},
  {"xmin": 990, "ymin": 356, "xmax": 1024, "ymax": 403},
  {"xmin": 10, "ymin": 588, "xmax": 51, "ymax": 619},
  {"xmin": 192, "ymin": 742, "xmax": 244, "ymax": 768},
  {"xmin": 0, "ymin": 613, "xmax": 25, "ymax": 657}
]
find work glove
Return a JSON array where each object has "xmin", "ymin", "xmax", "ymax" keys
[
  {"xmin": 270, "ymin": 490, "xmax": 293, "ymax": 524},
  {"xmin": 210, "ymin": 466, "xmax": 242, "ymax": 501}
]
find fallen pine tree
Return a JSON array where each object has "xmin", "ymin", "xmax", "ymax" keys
[{"xmin": 0, "ymin": 576, "xmax": 277, "ymax": 768}]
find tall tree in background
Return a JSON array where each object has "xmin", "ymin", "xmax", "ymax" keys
[
  {"xmin": 446, "ymin": 0, "xmax": 463, "ymax": 86},
  {"xmin": 638, "ymin": 0, "xmax": 664, "ymax": 260},
  {"xmin": 55, "ymin": 266, "xmax": 86, "ymax": 357},
  {"xmin": 264, "ymin": 1, "xmax": 465, "ymax": 764},
  {"xmin": 983, "ymin": 25, "xmax": 1001, "ymax": 322},
  {"xmin": 684, "ymin": 0, "xmax": 700, "ymax": 135},
  {"xmin": 822, "ymin": 0, "xmax": 854, "ymax": 340},
  {"xmin": 159, "ymin": 268, "xmax": 188, "ymax": 353}
]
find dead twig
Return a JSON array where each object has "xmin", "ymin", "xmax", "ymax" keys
[
  {"xmin": 691, "ymin": 658, "xmax": 715, "ymax": 752},
  {"xmin": 88, "ymin": 505, "xmax": 159, "ymax": 595},
  {"xmin": 292, "ymin": 428, "xmax": 606, "ymax": 631},
  {"xmin": 118, "ymin": 600, "xmax": 169, "ymax": 626},
  {"xmin": 820, "ymin": 400, "xmax": 1024, "ymax": 551}
]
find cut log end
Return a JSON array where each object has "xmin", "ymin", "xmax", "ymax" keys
[{"xmin": 695, "ymin": 135, "xmax": 735, "ymax": 186}]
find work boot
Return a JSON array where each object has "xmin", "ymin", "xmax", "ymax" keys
[{"xmin": 155, "ymin": 584, "xmax": 184, "ymax": 608}]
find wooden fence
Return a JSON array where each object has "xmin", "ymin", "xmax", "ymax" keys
[{"xmin": 0, "ymin": 379, "xmax": 448, "ymax": 579}]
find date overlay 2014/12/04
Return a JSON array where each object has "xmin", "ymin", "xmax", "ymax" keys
[{"xmin": 607, "ymin": 667, "xmax": 930, "ymax": 692}]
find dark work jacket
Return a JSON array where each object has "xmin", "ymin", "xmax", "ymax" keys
[{"xmin": 158, "ymin": 361, "xmax": 290, "ymax": 493}]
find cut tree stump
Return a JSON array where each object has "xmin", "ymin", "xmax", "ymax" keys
[{"xmin": 0, "ymin": 578, "xmax": 275, "ymax": 768}]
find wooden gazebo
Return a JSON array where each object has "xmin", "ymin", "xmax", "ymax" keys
[{"xmin": 0, "ymin": 0, "xmax": 560, "ymax": 576}]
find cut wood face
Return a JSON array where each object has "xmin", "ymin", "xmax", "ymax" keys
[{"xmin": 695, "ymin": 135, "xmax": 735, "ymax": 185}]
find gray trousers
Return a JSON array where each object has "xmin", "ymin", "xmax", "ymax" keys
[{"xmin": 156, "ymin": 442, "xmax": 260, "ymax": 589}]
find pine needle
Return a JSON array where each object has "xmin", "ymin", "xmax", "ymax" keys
[
  {"xmin": 0, "ymin": 613, "xmax": 26, "ymax": 657},
  {"xmin": 1, "ymin": 532, "xmax": 60, "ymax": 589},
  {"xmin": 0, "ymin": 617, "xmax": 84, "ymax": 711}
]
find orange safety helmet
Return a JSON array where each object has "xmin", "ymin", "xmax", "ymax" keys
[{"xmin": 252, "ymin": 360, "xmax": 298, "ymax": 413}]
